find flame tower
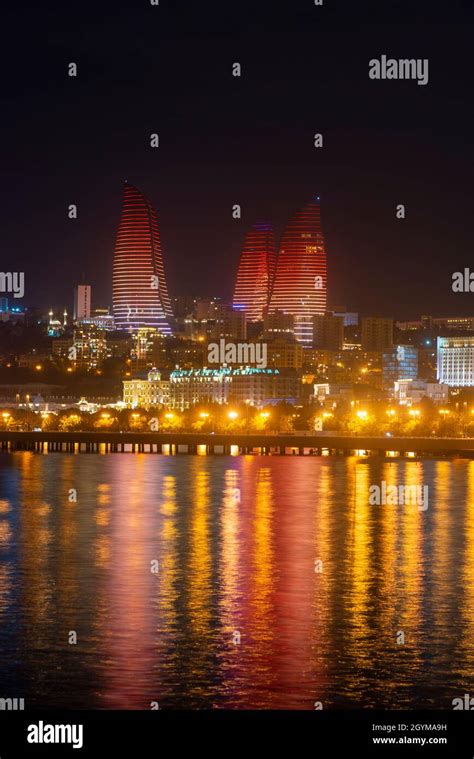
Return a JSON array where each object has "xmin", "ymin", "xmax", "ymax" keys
[
  {"xmin": 232, "ymin": 222, "xmax": 276, "ymax": 321},
  {"xmin": 112, "ymin": 182, "xmax": 173, "ymax": 333},
  {"xmin": 268, "ymin": 197, "xmax": 327, "ymax": 344}
]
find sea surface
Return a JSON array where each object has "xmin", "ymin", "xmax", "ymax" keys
[{"xmin": 0, "ymin": 451, "xmax": 473, "ymax": 709}]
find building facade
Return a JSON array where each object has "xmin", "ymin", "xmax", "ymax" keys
[
  {"xmin": 123, "ymin": 369, "xmax": 170, "ymax": 409},
  {"xmin": 393, "ymin": 379, "xmax": 449, "ymax": 405},
  {"xmin": 233, "ymin": 222, "xmax": 276, "ymax": 321},
  {"xmin": 73, "ymin": 285, "xmax": 91, "ymax": 321},
  {"xmin": 382, "ymin": 345, "xmax": 418, "ymax": 388},
  {"xmin": 361, "ymin": 317, "xmax": 393, "ymax": 352},
  {"xmin": 313, "ymin": 313, "xmax": 344, "ymax": 350},
  {"xmin": 268, "ymin": 197, "xmax": 327, "ymax": 345},
  {"xmin": 112, "ymin": 182, "xmax": 173, "ymax": 334},
  {"xmin": 168, "ymin": 367, "xmax": 300, "ymax": 409},
  {"xmin": 437, "ymin": 336, "xmax": 474, "ymax": 386}
]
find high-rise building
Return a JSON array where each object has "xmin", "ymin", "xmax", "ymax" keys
[
  {"xmin": 73, "ymin": 285, "xmax": 91, "ymax": 320},
  {"xmin": 233, "ymin": 222, "xmax": 276, "ymax": 321},
  {"xmin": 268, "ymin": 197, "xmax": 327, "ymax": 344},
  {"xmin": 437, "ymin": 336, "xmax": 474, "ymax": 386},
  {"xmin": 112, "ymin": 182, "xmax": 173, "ymax": 334},
  {"xmin": 382, "ymin": 345, "xmax": 418, "ymax": 388},
  {"xmin": 71, "ymin": 325, "xmax": 108, "ymax": 370},
  {"xmin": 313, "ymin": 313, "xmax": 344, "ymax": 350},
  {"xmin": 361, "ymin": 317, "xmax": 393, "ymax": 352}
]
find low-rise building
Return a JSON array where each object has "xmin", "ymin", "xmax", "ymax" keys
[
  {"xmin": 168, "ymin": 366, "xmax": 301, "ymax": 410},
  {"xmin": 123, "ymin": 369, "xmax": 170, "ymax": 409},
  {"xmin": 393, "ymin": 379, "xmax": 449, "ymax": 405}
]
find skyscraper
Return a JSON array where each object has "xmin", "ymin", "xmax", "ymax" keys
[
  {"xmin": 73, "ymin": 285, "xmax": 91, "ymax": 320},
  {"xmin": 233, "ymin": 222, "xmax": 276, "ymax": 322},
  {"xmin": 268, "ymin": 197, "xmax": 327, "ymax": 344},
  {"xmin": 112, "ymin": 182, "xmax": 173, "ymax": 334}
]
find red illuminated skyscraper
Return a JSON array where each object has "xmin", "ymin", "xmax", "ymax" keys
[
  {"xmin": 112, "ymin": 182, "xmax": 173, "ymax": 333},
  {"xmin": 268, "ymin": 197, "xmax": 327, "ymax": 344},
  {"xmin": 232, "ymin": 222, "xmax": 276, "ymax": 322}
]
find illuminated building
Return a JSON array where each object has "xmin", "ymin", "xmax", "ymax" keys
[
  {"xmin": 73, "ymin": 285, "xmax": 91, "ymax": 320},
  {"xmin": 263, "ymin": 310, "xmax": 295, "ymax": 338},
  {"xmin": 332, "ymin": 307, "xmax": 358, "ymax": 327},
  {"xmin": 112, "ymin": 182, "xmax": 173, "ymax": 334},
  {"xmin": 72, "ymin": 325, "xmax": 108, "ymax": 370},
  {"xmin": 394, "ymin": 379, "xmax": 448, "ymax": 405},
  {"xmin": 47, "ymin": 309, "xmax": 65, "ymax": 337},
  {"xmin": 437, "ymin": 336, "xmax": 474, "ymax": 386},
  {"xmin": 361, "ymin": 317, "xmax": 393, "ymax": 352},
  {"xmin": 382, "ymin": 345, "xmax": 418, "ymax": 388},
  {"xmin": 123, "ymin": 368, "xmax": 170, "ymax": 409},
  {"xmin": 233, "ymin": 222, "xmax": 276, "ymax": 321},
  {"xmin": 78, "ymin": 307, "xmax": 115, "ymax": 331},
  {"xmin": 169, "ymin": 367, "xmax": 230, "ymax": 408},
  {"xmin": 131, "ymin": 327, "xmax": 160, "ymax": 368},
  {"xmin": 398, "ymin": 315, "xmax": 474, "ymax": 332},
  {"xmin": 168, "ymin": 366, "xmax": 300, "ymax": 409},
  {"xmin": 184, "ymin": 306, "xmax": 246, "ymax": 341},
  {"xmin": 268, "ymin": 197, "xmax": 327, "ymax": 344},
  {"xmin": 266, "ymin": 339, "xmax": 303, "ymax": 369}
]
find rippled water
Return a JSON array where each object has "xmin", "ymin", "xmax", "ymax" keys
[{"xmin": 0, "ymin": 452, "xmax": 473, "ymax": 709}]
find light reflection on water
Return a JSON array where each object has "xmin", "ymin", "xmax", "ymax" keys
[{"xmin": 0, "ymin": 452, "xmax": 473, "ymax": 709}]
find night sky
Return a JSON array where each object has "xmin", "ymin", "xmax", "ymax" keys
[{"xmin": 2, "ymin": 0, "xmax": 473, "ymax": 318}]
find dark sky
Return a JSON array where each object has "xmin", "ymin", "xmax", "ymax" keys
[{"xmin": 2, "ymin": 0, "xmax": 473, "ymax": 319}]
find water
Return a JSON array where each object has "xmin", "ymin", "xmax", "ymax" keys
[{"xmin": 0, "ymin": 452, "xmax": 473, "ymax": 710}]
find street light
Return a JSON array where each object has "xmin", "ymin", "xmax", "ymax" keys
[
  {"xmin": 228, "ymin": 411, "xmax": 238, "ymax": 420},
  {"xmin": 356, "ymin": 410, "xmax": 368, "ymax": 420}
]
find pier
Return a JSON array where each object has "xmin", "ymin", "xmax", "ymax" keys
[{"xmin": 0, "ymin": 431, "xmax": 474, "ymax": 457}]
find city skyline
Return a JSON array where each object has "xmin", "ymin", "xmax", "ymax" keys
[
  {"xmin": 2, "ymin": 3, "xmax": 473, "ymax": 319},
  {"xmin": 3, "ymin": 0, "xmax": 474, "ymax": 745}
]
